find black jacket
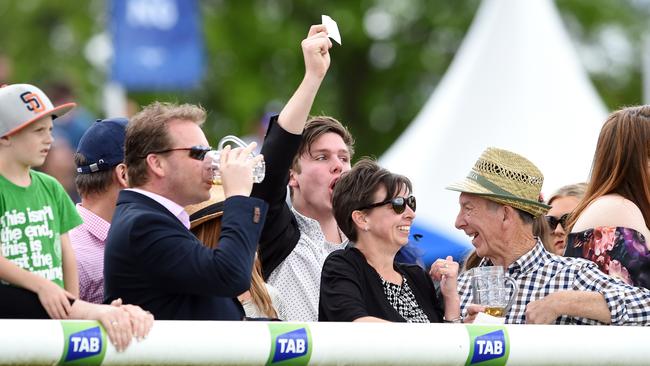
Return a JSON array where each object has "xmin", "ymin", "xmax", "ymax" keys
[
  {"xmin": 104, "ymin": 190, "xmax": 267, "ymax": 320},
  {"xmin": 251, "ymin": 116, "xmax": 302, "ymax": 280},
  {"xmin": 319, "ymin": 246, "xmax": 444, "ymax": 322}
]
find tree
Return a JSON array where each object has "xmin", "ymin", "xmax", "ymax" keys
[{"xmin": 1, "ymin": 0, "xmax": 647, "ymax": 158}]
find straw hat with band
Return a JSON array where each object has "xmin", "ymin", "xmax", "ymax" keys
[
  {"xmin": 446, "ymin": 147, "xmax": 551, "ymax": 218},
  {"xmin": 185, "ymin": 185, "xmax": 226, "ymax": 229},
  {"xmin": 0, "ymin": 84, "xmax": 76, "ymax": 138}
]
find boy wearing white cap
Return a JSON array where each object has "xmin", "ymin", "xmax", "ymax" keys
[
  {"xmin": 0, "ymin": 83, "xmax": 81, "ymax": 315},
  {"xmin": 0, "ymin": 84, "xmax": 152, "ymax": 351}
]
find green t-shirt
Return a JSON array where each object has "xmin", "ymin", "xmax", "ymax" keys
[{"xmin": 0, "ymin": 170, "xmax": 82, "ymax": 288}]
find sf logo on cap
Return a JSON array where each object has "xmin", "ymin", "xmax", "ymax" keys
[{"xmin": 20, "ymin": 91, "xmax": 45, "ymax": 113}]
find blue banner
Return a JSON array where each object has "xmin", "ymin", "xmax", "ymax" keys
[{"xmin": 110, "ymin": 0, "xmax": 204, "ymax": 90}]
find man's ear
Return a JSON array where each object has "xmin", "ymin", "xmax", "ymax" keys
[
  {"xmin": 114, "ymin": 163, "xmax": 128, "ymax": 188},
  {"xmin": 288, "ymin": 169, "xmax": 298, "ymax": 189},
  {"xmin": 146, "ymin": 154, "xmax": 165, "ymax": 178},
  {"xmin": 502, "ymin": 205, "xmax": 517, "ymax": 224}
]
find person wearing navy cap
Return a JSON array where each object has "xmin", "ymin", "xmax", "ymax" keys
[{"xmin": 69, "ymin": 118, "xmax": 129, "ymax": 304}]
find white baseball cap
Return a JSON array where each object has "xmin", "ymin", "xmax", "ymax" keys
[{"xmin": 0, "ymin": 83, "xmax": 76, "ymax": 138}]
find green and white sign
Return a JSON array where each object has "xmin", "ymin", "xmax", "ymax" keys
[
  {"xmin": 58, "ymin": 320, "xmax": 106, "ymax": 366},
  {"xmin": 266, "ymin": 323, "xmax": 312, "ymax": 366},
  {"xmin": 465, "ymin": 325, "xmax": 509, "ymax": 366}
]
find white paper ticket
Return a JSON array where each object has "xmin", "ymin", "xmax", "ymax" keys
[{"xmin": 322, "ymin": 15, "xmax": 342, "ymax": 45}]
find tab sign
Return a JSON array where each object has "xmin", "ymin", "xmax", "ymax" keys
[
  {"xmin": 470, "ymin": 329, "xmax": 506, "ymax": 364},
  {"xmin": 65, "ymin": 326, "xmax": 103, "ymax": 362},
  {"xmin": 272, "ymin": 328, "xmax": 308, "ymax": 363}
]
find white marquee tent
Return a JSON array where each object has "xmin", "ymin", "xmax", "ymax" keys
[{"xmin": 381, "ymin": 0, "xmax": 608, "ymax": 264}]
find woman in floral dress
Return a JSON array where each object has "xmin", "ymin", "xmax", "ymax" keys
[{"xmin": 565, "ymin": 106, "xmax": 650, "ymax": 289}]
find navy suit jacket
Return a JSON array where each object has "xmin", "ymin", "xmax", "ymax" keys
[{"xmin": 104, "ymin": 190, "xmax": 267, "ymax": 320}]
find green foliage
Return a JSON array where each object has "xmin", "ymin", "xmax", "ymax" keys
[
  {"xmin": 556, "ymin": 0, "xmax": 650, "ymax": 108},
  {"xmin": 0, "ymin": 0, "xmax": 647, "ymax": 157}
]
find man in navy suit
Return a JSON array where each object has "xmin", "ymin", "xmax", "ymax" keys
[{"xmin": 104, "ymin": 102, "xmax": 267, "ymax": 320}]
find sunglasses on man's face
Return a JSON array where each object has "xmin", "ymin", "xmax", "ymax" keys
[
  {"xmin": 545, "ymin": 213, "xmax": 570, "ymax": 230},
  {"xmin": 140, "ymin": 145, "xmax": 213, "ymax": 161},
  {"xmin": 357, "ymin": 195, "xmax": 417, "ymax": 214}
]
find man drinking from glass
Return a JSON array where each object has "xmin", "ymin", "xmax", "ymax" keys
[{"xmin": 104, "ymin": 102, "xmax": 268, "ymax": 320}]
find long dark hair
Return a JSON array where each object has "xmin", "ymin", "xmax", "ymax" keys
[{"xmin": 566, "ymin": 105, "xmax": 650, "ymax": 232}]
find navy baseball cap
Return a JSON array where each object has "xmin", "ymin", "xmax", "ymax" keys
[{"xmin": 76, "ymin": 118, "xmax": 128, "ymax": 174}]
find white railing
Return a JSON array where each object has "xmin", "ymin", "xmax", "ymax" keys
[{"xmin": 1, "ymin": 319, "xmax": 648, "ymax": 365}]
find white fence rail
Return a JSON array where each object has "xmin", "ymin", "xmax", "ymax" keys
[{"xmin": 0, "ymin": 319, "xmax": 648, "ymax": 365}]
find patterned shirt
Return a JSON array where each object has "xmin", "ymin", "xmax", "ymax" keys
[
  {"xmin": 267, "ymin": 208, "xmax": 347, "ymax": 321},
  {"xmin": 458, "ymin": 240, "xmax": 650, "ymax": 325},
  {"xmin": 69, "ymin": 204, "xmax": 110, "ymax": 304},
  {"xmin": 382, "ymin": 277, "xmax": 430, "ymax": 323}
]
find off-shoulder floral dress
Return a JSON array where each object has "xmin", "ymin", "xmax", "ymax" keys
[{"xmin": 565, "ymin": 226, "xmax": 650, "ymax": 289}]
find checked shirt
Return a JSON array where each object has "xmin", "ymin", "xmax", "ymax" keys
[
  {"xmin": 458, "ymin": 240, "xmax": 650, "ymax": 325},
  {"xmin": 69, "ymin": 204, "xmax": 110, "ymax": 304}
]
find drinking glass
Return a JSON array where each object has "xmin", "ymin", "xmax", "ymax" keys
[
  {"xmin": 470, "ymin": 266, "xmax": 518, "ymax": 317},
  {"xmin": 205, "ymin": 135, "xmax": 265, "ymax": 184}
]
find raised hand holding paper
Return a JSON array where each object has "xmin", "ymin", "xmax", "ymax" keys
[{"xmin": 322, "ymin": 15, "xmax": 342, "ymax": 45}]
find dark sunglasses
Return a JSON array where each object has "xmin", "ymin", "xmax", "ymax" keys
[
  {"xmin": 545, "ymin": 213, "xmax": 570, "ymax": 230},
  {"xmin": 139, "ymin": 145, "xmax": 213, "ymax": 161},
  {"xmin": 357, "ymin": 196, "xmax": 416, "ymax": 214}
]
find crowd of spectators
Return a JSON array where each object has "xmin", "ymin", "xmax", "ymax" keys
[{"xmin": 2, "ymin": 25, "xmax": 650, "ymax": 358}]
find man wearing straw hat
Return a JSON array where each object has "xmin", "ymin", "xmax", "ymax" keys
[{"xmin": 446, "ymin": 147, "xmax": 650, "ymax": 325}]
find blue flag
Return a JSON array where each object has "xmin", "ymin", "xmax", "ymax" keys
[{"xmin": 110, "ymin": 0, "xmax": 204, "ymax": 90}]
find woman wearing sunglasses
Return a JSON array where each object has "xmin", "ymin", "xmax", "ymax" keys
[
  {"xmin": 319, "ymin": 158, "xmax": 461, "ymax": 323},
  {"xmin": 564, "ymin": 106, "xmax": 650, "ymax": 289},
  {"xmin": 543, "ymin": 183, "xmax": 586, "ymax": 255}
]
